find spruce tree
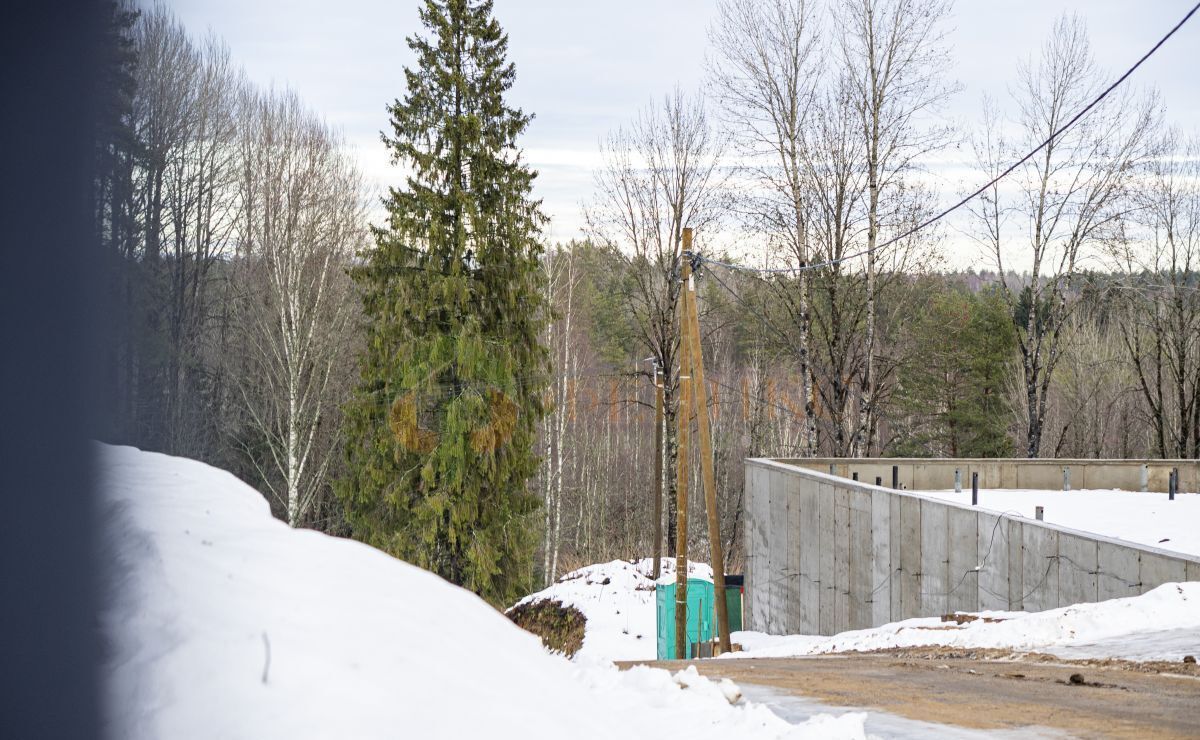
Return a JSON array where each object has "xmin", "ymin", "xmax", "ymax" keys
[{"xmin": 339, "ymin": 0, "xmax": 548, "ymax": 607}]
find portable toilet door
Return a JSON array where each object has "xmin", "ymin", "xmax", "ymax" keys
[
  {"xmin": 690, "ymin": 580, "xmax": 715, "ymax": 655},
  {"xmin": 655, "ymin": 582, "xmax": 673, "ymax": 660},
  {"xmin": 655, "ymin": 578, "xmax": 717, "ymax": 660}
]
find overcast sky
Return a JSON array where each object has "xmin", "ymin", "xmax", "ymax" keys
[{"xmin": 170, "ymin": 0, "xmax": 1200, "ymax": 260}]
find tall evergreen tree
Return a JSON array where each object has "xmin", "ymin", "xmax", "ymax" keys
[
  {"xmin": 889, "ymin": 284, "xmax": 1016, "ymax": 457},
  {"xmin": 339, "ymin": 0, "xmax": 549, "ymax": 607}
]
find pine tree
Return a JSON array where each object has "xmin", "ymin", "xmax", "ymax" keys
[
  {"xmin": 959, "ymin": 288, "xmax": 1017, "ymax": 457},
  {"xmin": 338, "ymin": 0, "xmax": 549, "ymax": 607},
  {"xmin": 890, "ymin": 283, "xmax": 1016, "ymax": 457}
]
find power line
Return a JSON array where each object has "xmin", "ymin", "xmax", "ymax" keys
[
  {"xmin": 1106, "ymin": 280, "xmax": 1200, "ymax": 294},
  {"xmin": 702, "ymin": 1, "xmax": 1200, "ymax": 277},
  {"xmin": 703, "ymin": 260, "xmax": 797, "ymax": 344},
  {"xmin": 684, "ymin": 267, "xmax": 826, "ymax": 434}
]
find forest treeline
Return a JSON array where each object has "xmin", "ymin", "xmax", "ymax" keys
[
  {"xmin": 95, "ymin": 1, "xmax": 1199, "ymax": 590},
  {"xmin": 95, "ymin": 3, "xmax": 364, "ymax": 530}
]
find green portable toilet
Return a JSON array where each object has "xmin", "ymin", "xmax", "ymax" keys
[{"xmin": 655, "ymin": 577, "xmax": 743, "ymax": 660}]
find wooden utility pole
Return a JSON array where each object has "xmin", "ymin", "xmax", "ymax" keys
[
  {"xmin": 673, "ymin": 232, "xmax": 693, "ymax": 660},
  {"xmin": 652, "ymin": 363, "xmax": 664, "ymax": 581},
  {"xmin": 682, "ymin": 241, "xmax": 732, "ymax": 655}
]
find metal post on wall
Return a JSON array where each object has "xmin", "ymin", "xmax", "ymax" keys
[
  {"xmin": 971, "ymin": 472, "xmax": 979, "ymax": 506},
  {"xmin": 954, "ymin": 469, "xmax": 962, "ymax": 493}
]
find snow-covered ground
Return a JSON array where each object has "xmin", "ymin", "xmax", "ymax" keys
[
  {"xmin": 513, "ymin": 555, "xmax": 1198, "ymax": 666},
  {"xmin": 917, "ymin": 488, "xmax": 1200, "ymax": 556},
  {"xmin": 97, "ymin": 444, "xmax": 864, "ymax": 739},
  {"xmin": 514, "ymin": 556, "xmax": 1198, "ymax": 668},
  {"xmin": 512, "ymin": 558, "xmax": 712, "ymax": 662},
  {"xmin": 731, "ymin": 581, "xmax": 1200, "ymax": 662}
]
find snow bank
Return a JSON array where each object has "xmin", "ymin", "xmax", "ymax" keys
[
  {"xmin": 918, "ymin": 488, "xmax": 1200, "ymax": 557},
  {"xmin": 512, "ymin": 558, "xmax": 712, "ymax": 662},
  {"xmin": 98, "ymin": 444, "xmax": 864, "ymax": 739},
  {"xmin": 731, "ymin": 581, "xmax": 1200, "ymax": 662},
  {"xmin": 517, "ymin": 555, "xmax": 1199, "ymax": 666}
]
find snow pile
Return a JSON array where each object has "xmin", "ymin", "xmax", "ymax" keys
[
  {"xmin": 654, "ymin": 557, "xmax": 716, "ymax": 584},
  {"xmin": 918, "ymin": 488, "xmax": 1200, "ymax": 556},
  {"xmin": 512, "ymin": 557, "xmax": 712, "ymax": 662},
  {"xmin": 98, "ymin": 444, "xmax": 865, "ymax": 739},
  {"xmin": 731, "ymin": 582, "xmax": 1200, "ymax": 662}
]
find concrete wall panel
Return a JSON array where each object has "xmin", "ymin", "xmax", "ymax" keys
[
  {"xmin": 1080, "ymin": 465, "xmax": 1139, "ymax": 491},
  {"xmin": 1058, "ymin": 533, "xmax": 1098, "ymax": 607},
  {"xmin": 785, "ymin": 473, "xmax": 802, "ymax": 634},
  {"xmin": 986, "ymin": 462, "xmax": 1013, "ymax": 489},
  {"xmin": 1007, "ymin": 519, "xmax": 1024, "ymax": 611},
  {"xmin": 871, "ymin": 489, "xmax": 893, "ymax": 627},
  {"xmin": 1098, "ymin": 542, "xmax": 1140, "ymax": 601},
  {"xmin": 913, "ymin": 463, "xmax": 956, "ymax": 491},
  {"xmin": 767, "ymin": 471, "xmax": 785, "ymax": 634},
  {"xmin": 1187, "ymin": 559, "xmax": 1200, "ymax": 584},
  {"xmin": 748, "ymin": 465, "xmax": 769, "ymax": 631},
  {"xmin": 743, "ymin": 466, "xmax": 755, "ymax": 630},
  {"xmin": 948, "ymin": 507, "xmax": 979, "ymax": 613},
  {"xmin": 889, "ymin": 493, "xmax": 902, "ymax": 623},
  {"xmin": 976, "ymin": 512, "xmax": 1008, "ymax": 612},
  {"xmin": 818, "ymin": 481, "xmax": 835, "ymax": 635},
  {"xmin": 1016, "ymin": 465, "xmax": 1064, "ymax": 491},
  {"xmin": 766, "ymin": 472, "xmax": 781, "ymax": 631},
  {"xmin": 1147, "ymin": 468, "xmax": 1173, "ymax": 492},
  {"xmin": 920, "ymin": 501, "xmax": 949, "ymax": 617},
  {"xmin": 849, "ymin": 488, "xmax": 873, "ymax": 630},
  {"xmin": 1021, "ymin": 524, "xmax": 1059, "ymax": 613},
  {"xmin": 833, "ymin": 486, "xmax": 851, "ymax": 633},
  {"xmin": 1140, "ymin": 552, "xmax": 1187, "ymax": 590},
  {"xmin": 899, "ymin": 495, "xmax": 922, "ymax": 619},
  {"xmin": 797, "ymin": 479, "xmax": 820, "ymax": 634}
]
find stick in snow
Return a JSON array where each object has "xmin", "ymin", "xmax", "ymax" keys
[{"xmin": 262, "ymin": 632, "xmax": 271, "ymax": 684}]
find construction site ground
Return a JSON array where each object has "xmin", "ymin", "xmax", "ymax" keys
[{"xmin": 623, "ymin": 648, "xmax": 1200, "ymax": 739}]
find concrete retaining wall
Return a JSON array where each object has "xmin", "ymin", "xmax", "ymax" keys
[
  {"xmin": 744, "ymin": 459, "xmax": 1200, "ymax": 636},
  {"xmin": 777, "ymin": 458, "xmax": 1200, "ymax": 494}
]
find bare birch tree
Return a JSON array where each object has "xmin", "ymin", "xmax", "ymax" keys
[
  {"xmin": 1111, "ymin": 129, "xmax": 1200, "ymax": 458},
  {"xmin": 971, "ymin": 14, "xmax": 1158, "ymax": 457},
  {"xmin": 231, "ymin": 88, "xmax": 366, "ymax": 526},
  {"xmin": 540, "ymin": 244, "xmax": 583, "ymax": 584},
  {"xmin": 836, "ymin": 0, "xmax": 955, "ymax": 454},
  {"xmin": 132, "ymin": 8, "xmax": 204, "ymax": 449},
  {"xmin": 161, "ymin": 34, "xmax": 243, "ymax": 456},
  {"xmin": 585, "ymin": 88, "xmax": 727, "ymax": 555},
  {"xmin": 708, "ymin": 0, "xmax": 822, "ymax": 456}
]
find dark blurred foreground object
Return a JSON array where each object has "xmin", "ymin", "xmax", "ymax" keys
[{"xmin": 0, "ymin": 1, "xmax": 106, "ymax": 738}]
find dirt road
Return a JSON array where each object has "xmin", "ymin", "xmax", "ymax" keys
[{"xmin": 627, "ymin": 648, "xmax": 1200, "ymax": 738}]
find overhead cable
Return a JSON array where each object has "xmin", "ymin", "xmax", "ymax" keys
[{"xmin": 702, "ymin": 0, "xmax": 1200, "ymax": 276}]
